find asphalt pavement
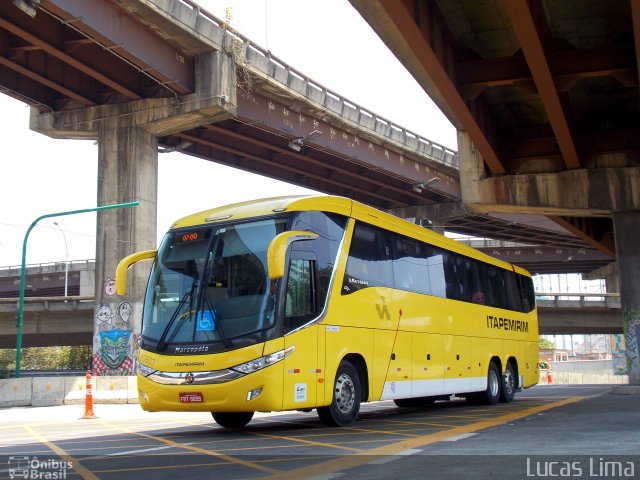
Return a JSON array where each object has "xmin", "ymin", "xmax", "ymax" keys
[{"xmin": 0, "ymin": 385, "xmax": 638, "ymax": 480}]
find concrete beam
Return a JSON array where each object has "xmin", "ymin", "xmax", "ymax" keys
[
  {"xmin": 538, "ymin": 308, "xmax": 622, "ymax": 334},
  {"xmin": 458, "ymin": 131, "xmax": 640, "ymax": 215},
  {"xmin": 29, "ymin": 51, "xmax": 236, "ymax": 139},
  {"xmin": 0, "ymin": 309, "xmax": 93, "ymax": 348},
  {"xmin": 614, "ymin": 210, "xmax": 640, "ymax": 385}
]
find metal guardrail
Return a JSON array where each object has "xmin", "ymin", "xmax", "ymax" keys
[
  {"xmin": 0, "ymin": 296, "xmax": 94, "ymax": 312},
  {"xmin": 0, "ymin": 293, "xmax": 619, "ymax": 310},
  {"xmin": 176, "ymin": 0, "xmax": 459, "ymax": 170},
  {"xmin": 535, "ymin": 292, "xmax": 620, "ymax": 309},
  {"xmin": 4, "ymin": 369, "xmax": 87, "ymax": 378},
  {"xmin": 0, "ymin": 296, "xmax": 94, "ymax": 304},
  {"xmin": 0, "ymin": 259, "xmax": 95, "ymax": 276}
]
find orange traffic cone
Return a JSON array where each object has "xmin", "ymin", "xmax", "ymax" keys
[{"xmin": 80, "ymin": 370, "xmax": 97, "ymax": 419}]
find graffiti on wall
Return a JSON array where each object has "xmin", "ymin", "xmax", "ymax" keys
[
  {"xmin": 623, "ymin": 308, "xmax": 640, "ymax": 383},
  {"xmin": 92, "ymin": 277, "xmax": 139, "ymax": 375}
]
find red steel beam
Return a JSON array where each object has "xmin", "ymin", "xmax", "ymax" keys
[
  {"xmin": 42, "ymin": 0, "xmax": 193, "ymax": 94},
  {"xmin": 633, "ymin": 0, "xmax": 640, "ymax": 85},
  {"xmin": 0, "ymin": 55, "xmax": 94, "ymax": 106},
  {"xmin": 458, "ymin": 45, "xmax": 637, "ymax": 97},
  {"xmin": 0, "ymin": 16, "xmax": 141, "ymax": 100},
  {"xmin": 550, "ymin": 217, "xmax": 615, "ymax": 258},
  {"xmin": 376, "ymin": 0, "xmax": 506, "ymax": 175},
  {"xmin": 176, "ymin": 132, "xmax": 404, "ymax": 205},
  {"xmin": 503, "ymin": 0, "xmax": 581, "ymax": 170},
  {"xmin": 203, "ymin": 124, "xmax": 429, "ymax": 203}
]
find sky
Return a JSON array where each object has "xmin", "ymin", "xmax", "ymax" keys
[{"xmin": 0, "ymin": 0, "xmax": 458, "ymax": 267}]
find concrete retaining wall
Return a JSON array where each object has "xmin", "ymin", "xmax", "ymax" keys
[
  {"xmin": 1, "ymin": 373, "xmax": 631, "ymax": 407},
  {"xmin": 539, "ymin": 371, "xmax": 628, "ymax": 385},
  {"xmin": 0, "ymin": 376, "xmax": 139, "ymax": 408}
]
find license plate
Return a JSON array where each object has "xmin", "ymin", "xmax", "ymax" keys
[{"xmin": 179, "ymin": 392, "xmax": 204, "ymax": 403}]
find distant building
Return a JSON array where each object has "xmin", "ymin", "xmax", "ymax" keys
[{"xmin": 540, "ymin": 348, "xmax": 569, "ymax": 362}]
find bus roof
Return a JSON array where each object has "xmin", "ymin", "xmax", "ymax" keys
[{"xmin": 169, "ymin": 195, "xmax": 531, "ymax": 277}]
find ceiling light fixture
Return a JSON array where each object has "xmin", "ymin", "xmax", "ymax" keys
[{"xmin": 412, "ymin": 177, "xmax": 440, "ymax": 193}]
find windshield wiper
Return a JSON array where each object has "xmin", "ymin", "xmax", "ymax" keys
[
  {"xmin": 156, "ymin": 290, "xmax": 192, "ymax": 351},
  {"xmin": 203, "ymin": 293, "xmax": 232, "ymax": 349}
]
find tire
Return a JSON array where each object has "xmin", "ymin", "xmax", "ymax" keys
[
  {"xmin": 211, "ymin": 411, "xmax": 254, "ymax": 429},
  {"xmin": 317, "ymin": 360, "xmax": 361, "ymax": 426},
  {"xmin": 500, "ymin": 361, "xmax": 517, "ymax": 403},
  {"xmin": 394, "ymin": 396, "xmax": 436, "ymax": 408},
  {"xmin": 481, "ymin": 361, "xmax": 501, "ymax": 405}
]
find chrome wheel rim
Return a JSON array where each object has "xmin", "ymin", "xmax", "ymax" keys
[
  {"xmin": 335, "ymin": 373, "xmax": 355, "ymax": 414},
  {"xmin": 504, "ymin": 368, "xmax": 515, "ymax": 395},
  {"xmin": 488, "ymin": 369, "xmax": 499, "ymax": 397}
]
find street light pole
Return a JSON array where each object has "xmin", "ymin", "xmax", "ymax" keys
[
  {"xmin": 15, "ymin": 201, "xmax": 139, "ymax": 378},
  {"xmin": 53, "ymin": 221, "xmax": 69, "ymax": 298}
]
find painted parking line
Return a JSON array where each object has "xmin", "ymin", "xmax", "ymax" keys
[
  {"xmin": 367, "ymin": 448, "xmax": 422, "ymax": 465},
  {"xmin": 95, "ymin": 419, "xmax": 282, "ymax": 475},
  {"xmin": 23, "ymin": 425, "xmax": 99, "ymax": 480},
  {"xmin": 266, "ymin": 395, "xmax": 589, "ymax": 480},
  {"xmin": 443, "ymin": 432, "xmax": 478, "ymax": 442}
]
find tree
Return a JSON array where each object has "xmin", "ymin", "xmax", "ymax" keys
[
  {"xmin": 539, "ymin": 337, "xmax": 555, "ymax": 349},
  {"xmin": 0, "ymin": 346, "xmax": 92, "ymax": 376}
]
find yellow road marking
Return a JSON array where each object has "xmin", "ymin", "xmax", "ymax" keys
[
  {"xmin": 381, "ymin": 419, "xmax": 460, "ymax": 428},
  {"xmin": 96, "ymin": 419, "xmax": 281, "ymax": 475},
  {"xmin": 23, "ymin": 426, "xmax": 99, "ymax": 480},
  {"xmin": 251, "ymin": 431, "xmax": 364, "ymax": 453},
  {"xmin": 340, "ymin": 426, "xmax": 420, "ymax": 437},
  {"xmin": 262, "ymin": 396, "xmax": 587, "ymax": 480}
]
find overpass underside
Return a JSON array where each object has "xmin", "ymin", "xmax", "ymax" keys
[
  {"xmin": 349, "ymin": 0, "xmax": 640, "ymax": 384},
  {"xmin": 0, "ymin": 0, "xmax": 634, "ymax": 376},
  {"xmin": 0, "ymin": 299, "xmax": 93, "ymax": 348}
]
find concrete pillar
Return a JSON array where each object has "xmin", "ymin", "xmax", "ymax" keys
[
  {"xmin": 604, "ymin": 268, "xmax": 620, "ymax": 294},
  {"xmin": 613, "ymin": 211, "xmax": 640, "ymax": 385},
  {"xmin": 92, "ymin": 122, "xmax": 157, "ymax": 376}
]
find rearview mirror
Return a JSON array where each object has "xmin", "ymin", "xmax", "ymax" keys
[
  {"xmin": 115, "ymin": 250, "xmax": 157, "ymax": 295},
  {"xmin": 267, "ymin": 230, "xmax": 318, "ymax": 280}
]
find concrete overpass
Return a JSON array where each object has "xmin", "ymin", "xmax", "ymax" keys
[
  {"xmin": 0, "ymin": 0, "xmax": 633, "ymax": 376},
  {"xmin": 0, "ymin": 0, "xmax": 614, "ymax": 268},
  {"xmin": 0, "ymin": 260, "xmax": 623, "ymax": 348},
  {"xmin": 348, "ymin": 0, "xmax": 640, "ymax": 384}
]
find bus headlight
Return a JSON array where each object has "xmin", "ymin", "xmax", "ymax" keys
[
  {"xmin": 137, "ymin": 362, "xmax": 156, "ymax": 377},
  {"xmin": 232, "ymin": 346, "xmax": 295, "ymax": 375}
]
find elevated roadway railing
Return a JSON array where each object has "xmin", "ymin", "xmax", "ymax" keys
[
  {"xmin": 0, "ymin": 289, "xmax": 622, "ymax": 347},
  {"xmin": 177, "ymin": 0, "xmax": 459, "ymax": 172},
  {"xmin": 536, "ymin": 293, "xmax": 621, "ymax": 335},
  {"xmin": 535, "ymin": 293, "xmax": 620, "ymax": 309},
  {"xmin": 0, "ymin": 296, "xmax": 94, "ymax": 311}
]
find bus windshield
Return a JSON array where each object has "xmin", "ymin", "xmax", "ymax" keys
[{"xmin": 141, "ymin": 217, "xmax": 288, "ymax": 354}]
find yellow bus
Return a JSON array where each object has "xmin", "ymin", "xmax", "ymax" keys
[{"xmin": 117, "ymin": 195, "xmax": 539, "ymax": 428}]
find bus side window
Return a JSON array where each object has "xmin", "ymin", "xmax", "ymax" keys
[
  {"xmin": 517, "ymin": 274, "xmax": 536, "ymax": 313},
  {"xmin": 284, "ymin": 258, "xmax": 318, "ymax": 332},
  {"xmin": 342, "ymin": 222, "xmax": 393, "ymax": 294}
]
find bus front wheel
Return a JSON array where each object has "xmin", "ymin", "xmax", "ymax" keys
[
  {"xmin": 317, "ymin": 360, "xmax": 361, "ymax": 427},
  {"xmin": 212, "ymin": 411, "xmax": 254, "ymax": 429}
]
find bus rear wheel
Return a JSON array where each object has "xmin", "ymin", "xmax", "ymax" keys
[
  {"xmin": 212, "ymin": 411, "xmax": 254, "ymax": 429},
  {"xmin": 500, "ymin": 361, "xmax": 517, "ymax": 403},
  {"xmin": 317, "ymin": 360, "xmax": 361, "ymax": 427},
  {"xmin": 481, "ymin": 361, "xmax": 501, "ymax": 405}
]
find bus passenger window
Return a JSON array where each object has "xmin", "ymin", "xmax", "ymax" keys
[
  {"xmin": 284, "ymin": 259, "xmax": 317, "ymax": 332},
  {"xmin": 342, "ymin": 222, "xmax": 393, "ymax": 295}
]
